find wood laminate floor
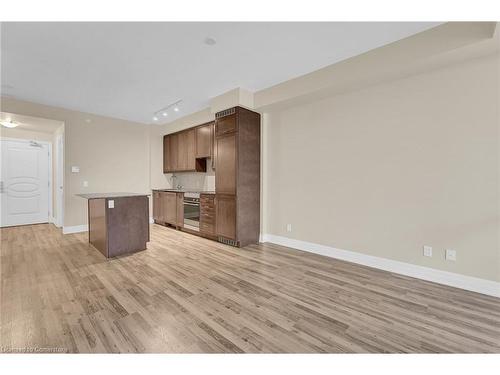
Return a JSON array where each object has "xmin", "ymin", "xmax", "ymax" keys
[{"xmin": 1, "ymin": 223, "xmax": 499, "ymax": 353}]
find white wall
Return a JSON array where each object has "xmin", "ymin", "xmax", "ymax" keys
[{"xmin": 262, "ymin": 53, "xmax": 500, "ymax": 282}]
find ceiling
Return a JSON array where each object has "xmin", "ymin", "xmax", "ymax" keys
[
  {"xmin": 1, "ymin": 22, "xmax": 440, "ymax": 124},
  {"xmin": 0, "ymin": 111, "xmax": 64, "ymax": 133}
]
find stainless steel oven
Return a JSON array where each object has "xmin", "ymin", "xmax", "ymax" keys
[{"xmin": 183, "ymin": 192, "xmax": 200, "ymax": 231}]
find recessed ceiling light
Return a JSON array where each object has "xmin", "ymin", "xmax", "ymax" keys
[
  {"xmin": 153, "ymin": 116, "xmax": 159, "ymax": 121},
  {"xmin": 204, "ymin": 37, "xmax": 216, "ymax": 46},
  {"xmin": 173, "ymin": 107, "xmax": 179, "ymax": 112},
  {"xmin": 0, "ymin": 119, "xmax": 19, "ymax": 128},
  {"xmin": 162, "ymin": 112, "xmax": 168, "ymax": 117}
]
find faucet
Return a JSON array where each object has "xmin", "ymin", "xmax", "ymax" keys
[{"xmin": 171, "ymin": 174, "xmax": 183, "ymax": 190}]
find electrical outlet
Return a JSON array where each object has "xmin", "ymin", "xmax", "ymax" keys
[
  {"xmin": 445, "ymin": 249, "xmax": 457, "ymax": 261},
  {"xmin": 286, "ymin": 224, "xmax": 292, "ymax": 232},
  {"xmin": 423, "ymin": 246, "xmax": 432, "ymax": 257},
  {"xmin": 108, "ymin": 200, "xmax": 115, "ymax": 209}
]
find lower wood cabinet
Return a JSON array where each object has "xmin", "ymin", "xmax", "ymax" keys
[
  {"xmin": 200, "ymin": 194, "xmax": 215, "ymax": 235},
  {"xmin": 215, "ymin": 194, "xmax": 236, "ymax": 240},
  {"xmin": 163, "ymin": 192, "xmax": 177, "ymax": 225},
  {"xmin": 153, "ymin": 191, "xmax": 183, "ymax": 228}
]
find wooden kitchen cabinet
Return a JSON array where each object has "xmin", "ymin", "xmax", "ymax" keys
[
  {"xmin": 215, "ymin": 133, "xmax": 236, "ymax": 194},
  {"xmin": 164, "ymin": 128, "xmax": 205, "ymax": 173},
  {"xmin": 176, "ymin": 193, "xmax": 184, "ymax": 227},
  {"xmin": 215, "ymin": 194, "xmax": 236, "ymax": 240},
  {"xmin": 200, "ymin": 194, "xmax": 215, "ymax": 235},
  {"xmin": 159, "ymin": 106, "xmax": 260, "ymax": 248},
  {"xmin": 153, "ymin": 191, "xmax": 183, "ymax": 228},
  {"xmin": 214, "ymin": 107, "xmax": 260, "ymax": 247},
  {"xmin": 162, "ymin": 192, "xmax": 177, "ymax": 226},
  {"xmin": 195, "ymin": 122, "xmax": 213, "ymax": 159},
  {"xmin": 164, "ymin": 133, "xmax": 178, "ymax": 173}
]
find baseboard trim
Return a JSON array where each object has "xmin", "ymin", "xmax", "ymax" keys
[
  {"xmin": 62, "ymin": 224, "xmax": 88, "ymax": 234},
  {"xmin": 260, "ymin": 234, "xmax": 500, "ymax": 298}
]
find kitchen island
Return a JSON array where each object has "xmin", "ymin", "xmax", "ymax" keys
[{"xmin": 77, "ymin": 192, "xmax": 150, "ymax": 258}]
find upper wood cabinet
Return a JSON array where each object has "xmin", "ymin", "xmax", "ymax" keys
[
  {"xmin": 195, "ymin": 122, "xmax": 214, "ymax": 159},
  {"xmin": 164, "ymin": 128, "xmax": 205, "ymax": 173},
  {"xmin": 215, "ymin": 112, "xmax": 236, "ymax": 137}
]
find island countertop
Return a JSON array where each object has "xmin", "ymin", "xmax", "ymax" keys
[{"xmin": 77, "ymin": 192, "xmax": 150, "ymax": 199}]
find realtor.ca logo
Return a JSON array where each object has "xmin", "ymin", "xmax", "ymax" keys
[{"xmin": 1, "ymin": 347, "xmax": 67, "ymax": 353}]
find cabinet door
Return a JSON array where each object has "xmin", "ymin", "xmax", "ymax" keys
[
  {"xmin": 185, "ymin": 129, "xmax": 196, "ymax": 171},
  {"xmin": 153, "ymin": 191, "xmax": 162, "ymax": 221},
  {"xmin": 176, "ymin": 193, "xmax": 184, "ymax": 227},
  {"xmin": 176, "ymin": 132, "xmax": 187, "ymax": 171},
  {"xmin": 216, "ymin": 194, "xmax": 236, "ymax": 240},
  {"xmin": 195, "ymin": 123, "xmax": 213, "ymax": 158},
  {"xmin": 163, "ymin": 192, "xmax": 177, "ymax": 225},
  {"xmin": 215, "ymin": 133, "xmax": 236, "ymax": 194},
  {"xmin": 215, "ymin": 114, "xmax": 236, "ymax": 137},
  {"xmin": 169, "ymin": 134, "xmax": 179, "ymax": 172},
  {"xmin": 163, "ymin": 136, "xmax": 171, "ymax": 173}
]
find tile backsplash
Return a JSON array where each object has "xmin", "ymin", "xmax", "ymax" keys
[{"xmin": 172, "ymin": 165, "xmax": 215, "ymax": 191}]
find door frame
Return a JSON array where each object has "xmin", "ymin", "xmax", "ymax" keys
[
  {"xmin": 0, "ymin": 137, "xmax": 53, "ymax": 225},
  {"xmin": 55, "ymin": 133, "xmax": 64, "ymax": 228}
]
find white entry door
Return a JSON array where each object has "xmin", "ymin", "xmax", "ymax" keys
[{"xmin": 1, "ymin": 139, "xmax": 50, "ymax": 227}]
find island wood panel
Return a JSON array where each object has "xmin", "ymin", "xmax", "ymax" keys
[
  {"xmin": 2, "ymin": 223, "xmax": 500, "ymax": 353},
  {"xmin": 106, "ymin": 196, "xmax": 149, "ymax": 257},
  {"xmin": 88, "ymin": 198, "xmax": 107, "ymax": 257},
  {"xmin": 152, "ymin": 191, "xmax": 162, "ymax": 222}
]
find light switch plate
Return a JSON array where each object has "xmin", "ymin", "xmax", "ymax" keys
[
  {"xmin": 445, "ymin": 249, "xmax": 457, "ymax": 261},
  {"xmin": 423, "ymin": 246, "xmax": 432, "ymax": 257},
  {"xmin": 83, "ymin": 181, "xmax": 88, "ymax": 187},
  {"xmin": 108, "ymin": 200, "xmax": 114, "ymax": 209},
  {"xmin": 286, "ymin": 224, "xmax": 292, "ymax": 232}
]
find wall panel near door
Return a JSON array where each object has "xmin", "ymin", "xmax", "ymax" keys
[{"xmin": 214, "ymin": 106, "xmax": 260, "ymax": 247}]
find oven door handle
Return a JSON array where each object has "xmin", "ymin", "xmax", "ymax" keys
[{"xmin": 183, "ymin": 202, "xmax": 200, "ymax": 206}]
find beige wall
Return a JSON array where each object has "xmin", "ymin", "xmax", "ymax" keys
[
  {"xmin": 0, "ymin": 98, "xmax": 151, "ymax": 227},
  {"xmin": 262, "ymin": 53, "xmax": 500, "ymax": 282},
  {"xmin": 0, "ymin": 127, "xmax": 54, "ymax": 142}
]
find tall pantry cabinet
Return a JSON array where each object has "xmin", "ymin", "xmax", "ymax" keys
[{"xmin": 214, "ymin": 107, "xmax": 261, "ymax": 247}]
